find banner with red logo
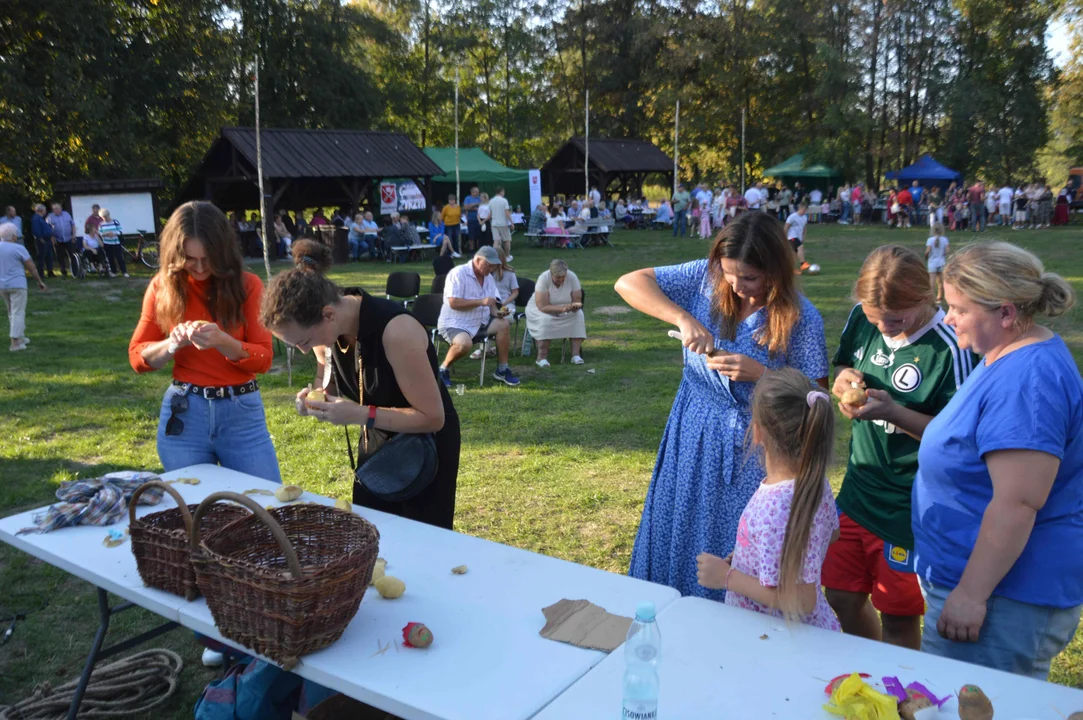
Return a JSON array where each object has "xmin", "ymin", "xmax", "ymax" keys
[
  {"xmin": 528, "ymin": 169, "xmax": 542, "ymax": 212},
  {"xmin": 380, "ymin": 180, "xmax": 427, "ymax": 216}
]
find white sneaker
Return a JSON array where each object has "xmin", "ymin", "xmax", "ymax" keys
[
  {"xmin": 506, "ymin": 255, "xmax": 514, "ymax": 262},
  {"xmin": 469, "ymin": 349, "xmax": 482, "ymax": 360},
  {"xmin": 202, "ymin": 648, "xmax": 225, "ymax": 667},
  {"xmin": 571, "ymin": 355, "xmax": 585, "ymax": 365},
  {"xmin": 123, "ymin": 273, "xmax": 130, "ymax": 278},
  {"xmin": 19, "ymin": 337, "xmax": 29, "ymax": 345},
  {"xmin": 451, "ymin": 252, "xmax": 462, "ymax": 259},
  {"xmin": 535, "ymin": 359, "xmax": 550, "ymax": 368}
]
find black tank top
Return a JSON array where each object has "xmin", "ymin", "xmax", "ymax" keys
[{"xmin": 330, "ymin": 288, "xmax": 456, "ymax": 420}]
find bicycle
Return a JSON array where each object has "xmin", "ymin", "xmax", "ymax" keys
[{"xmin": 123, "ymin": 229, "xmax": 160, "ymax": 269}]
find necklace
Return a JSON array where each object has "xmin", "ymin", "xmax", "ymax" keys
[{"xmin": 336, "ymin": 336, "xmax": 351, "ymax": 353}]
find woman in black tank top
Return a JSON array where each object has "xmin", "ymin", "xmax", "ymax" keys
[{"xmin": 261, "ymin": 268, "xmax": 460, "ymax": 529}]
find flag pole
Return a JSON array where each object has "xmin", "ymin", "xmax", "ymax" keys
[
  {"xmin": 584, "ymin": 90, "xmax": 590, "ymax": 199},
  {"xmin": 740, "ymin": 107, "xmax": 746, "ymax": 195},
  {"xmin": 455, "ymin": 65, "xmax": 461, "ymax": 201},
  {"xmin": 254, "ymin": 55, "xmax": 271, "ymax": 281},
  {"xmin": 673, "ymin": 100, "xmax": 680, "ymax": 196}
]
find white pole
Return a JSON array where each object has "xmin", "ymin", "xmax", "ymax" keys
[
  {"xmin": 740, "ymin": 107, "xmax": 746, "ymax": 196},
  {"xmin": 454, "ymin": 65, "xmax": 461, "ymax": 201},
  {"xmin": 254, "ymin": 55, "xmax": 271, "ymax": 281},
  {"xmin": 584, "ymin": 90, "xmax": 590, "ymax": 199},
  {"xmin": 673, "ymin": 100, "xmax": 680, "ymax": 196}
]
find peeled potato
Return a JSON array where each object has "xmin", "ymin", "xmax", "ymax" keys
[
  {"xmin": 306, "ymin": 389, "xmax": 327, "ymax": 405},
  {"xmin": 841, "ymin": 388, "xmax": 867, "ymax": 407},
  {"xmin": 957, "ymin": 684, "xmax": 993, "ymax": 720},
  {"xmin": 899, "ymin": 690, "xmax": 933, "ymax": 720},
  {"xmin": 369, "ymin": 558, "xmax": 387, "ymax": 586},
  {"xmin": 374, "ymin": 575, "xmax": 405, "ymax": 599},
  {"xmin": 451, "ymin": 565, "xmax": 468, "ymax": 575},
  {"xmin": 274, "ymin": 485, "xmax": 303, "ymax": 502},
  {"xmin": 335, "ymin": 498, "xmax": 352, "ymax": 511}
]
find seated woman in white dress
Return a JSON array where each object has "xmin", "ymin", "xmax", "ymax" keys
[{"xmin": 525, "ymin": 259, "xmax": 586, "ymax": 367}]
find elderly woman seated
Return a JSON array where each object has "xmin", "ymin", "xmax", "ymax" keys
[{"xmin": 525, "ymin": 259, "xmax": 586, "ymax": 367}]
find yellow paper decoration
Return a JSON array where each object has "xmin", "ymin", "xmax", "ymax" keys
[{"xmin": 823, "ymin": 673, "xmax": 901, "ymax": 720}]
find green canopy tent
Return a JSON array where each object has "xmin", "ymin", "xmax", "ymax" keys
[
  {"xmin": 424, "ymin": 147, "xmax": 531, "ymax": 212},
  {"xmin": 763, "ymin": 153, "xmax": 842, "ymax": 192}
]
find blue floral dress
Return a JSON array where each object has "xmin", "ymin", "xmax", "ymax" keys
[{"xmin": 628, "ymin": 259, "xmax": 829, "ymax": 599}]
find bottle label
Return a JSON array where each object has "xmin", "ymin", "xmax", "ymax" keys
[{"xmin": 621, "ymin": 701, "xmax": 658, "ymax": 720}]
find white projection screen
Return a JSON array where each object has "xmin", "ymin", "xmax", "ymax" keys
[{"xmin": 70, "ymin": 192, "xmax": 157, "ymax": 237}]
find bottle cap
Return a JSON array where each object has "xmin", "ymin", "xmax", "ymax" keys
[{"xmin": 635, "ymin": 601, "xmax": 656, "ymax": 621}]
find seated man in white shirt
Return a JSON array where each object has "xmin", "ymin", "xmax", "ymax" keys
[{"xmin": 437, "ymin": 246, "xmax": 521, "ymax": 387}]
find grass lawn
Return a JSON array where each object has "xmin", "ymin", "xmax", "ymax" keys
[{"xmin": 1, "ymin": 223, "xmax": 1081, "ymax": 715}]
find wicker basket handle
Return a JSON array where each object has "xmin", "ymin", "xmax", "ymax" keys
[
  {"xmin": 129, "ymin": 480, "xmax": 192, "ymax": 533},
  {"xmin": 189, "ymin": 491, "xmax": 304, "ymax": 580}
]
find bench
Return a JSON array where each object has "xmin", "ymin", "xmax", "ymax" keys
[{"xmin": 388, "ymin": 244, "xmax": 435, "ymax": 263}]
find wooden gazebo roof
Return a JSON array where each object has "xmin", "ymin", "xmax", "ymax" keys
[
  {"xmin": 172, "ymin": 127, "xmax": 443, "ymax": 212},
  {"xmin": 541, "ymin": 137, "xmax": 672, "ymax": 197}
]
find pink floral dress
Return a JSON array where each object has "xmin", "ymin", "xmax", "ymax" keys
[{"xmin": 725, "ymin": 479, "xmax": 841, "ymax": 631}]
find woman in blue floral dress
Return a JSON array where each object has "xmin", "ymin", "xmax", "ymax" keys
[{"xmin": 615, "ymin": 212, "xmax": 829, "ymax": 599}]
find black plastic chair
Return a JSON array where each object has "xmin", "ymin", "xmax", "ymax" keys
[
  {"xmin": 513, "ymin": 276, "xmax": 535, "ymax": 352},
  {"xmin": 386, "ymin": 271, "xmax": 421, "ymax": 307},
  {"xmin": 432, "ymin": 254, "xmax": 454, "ymax": 277},
  {"xmin": 411, "ymin": 293, "xmax": 444, "ymax": 349},
  {"xmin": 431, "ymin": 274, "xmax": 447, "ymax": 295}
]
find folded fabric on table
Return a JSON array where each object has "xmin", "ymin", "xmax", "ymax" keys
[{"xmin": 17, "ymin": 470, "xmax": 164, "ymax": 535}]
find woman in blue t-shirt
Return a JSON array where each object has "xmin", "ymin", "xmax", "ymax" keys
[{"xmin": 913, "ymin": 240, "xmax": 1083, "ymax": 679}]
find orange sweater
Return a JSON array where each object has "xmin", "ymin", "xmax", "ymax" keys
[{"xmin": 128, "ymin": 272, "xmax": 273, "ymax": 386}]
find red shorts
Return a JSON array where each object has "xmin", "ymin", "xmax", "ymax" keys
[{"xmin": 821, "ymin": 513, "xmax": 925, "ymax": 617}]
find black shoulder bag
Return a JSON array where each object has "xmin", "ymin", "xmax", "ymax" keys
[{"xmin": 346, "ymin": 344, "xmax": 439, "ymax": 502}]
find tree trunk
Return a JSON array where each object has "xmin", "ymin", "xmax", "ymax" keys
[{"xmin": 864, "ymin": 0, "xmax": 882, "ymax": 190}]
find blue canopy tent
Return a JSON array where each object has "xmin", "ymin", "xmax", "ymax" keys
[{"xmin": 885, "ymin": 155, "xmax": 962, "ymax": 190}]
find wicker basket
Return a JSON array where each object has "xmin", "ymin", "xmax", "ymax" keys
[
  {"xmin": 189, "ymin": 491, "xmax": 379, "ymax": 670},
  {"xmin": 129, "ymin": 480, "xmax": 249, "ymax": 600}
]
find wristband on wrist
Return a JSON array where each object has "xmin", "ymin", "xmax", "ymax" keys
[{"xmin": 366, "ymin": 405, "xmax": 377, "ymax": 431}]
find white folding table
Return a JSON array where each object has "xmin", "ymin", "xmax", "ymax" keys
[
  {"xmin": 0, "ymin": 464, "xmax": 679, "ymax": 720},
  {"xmin": 532, "ymin": 595, "xmax": 1083, "ymax": 719}
]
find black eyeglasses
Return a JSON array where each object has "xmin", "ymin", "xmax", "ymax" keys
[{"xmin": 165, "ymin": 392, "xmax": 189, "ymax": 436}]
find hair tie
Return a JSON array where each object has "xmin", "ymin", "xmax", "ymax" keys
[
  {"xmin": 299, "ymin": 255, "xmax": 317, "ymax": 267},
  {"xmin": 806, "ymin": 390, "xmax": 829, "ymax": 409}
]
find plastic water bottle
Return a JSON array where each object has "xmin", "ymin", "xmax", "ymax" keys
[{"xmin": 621, "ymin": 601, "xmax": 661, "ymax": 720}]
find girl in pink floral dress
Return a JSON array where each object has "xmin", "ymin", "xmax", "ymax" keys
[{"xmin": 697, "ymin": 367, "xmax": 841, "ymax": 630}]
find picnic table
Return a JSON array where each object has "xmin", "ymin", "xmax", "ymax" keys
[
  {"xmin": 0, "ymin": 465, "xmax": 679, "ymax": 720},
  {"xmin": 535, "ymin": 595, "xmax": 1083, "ymax": 719}
]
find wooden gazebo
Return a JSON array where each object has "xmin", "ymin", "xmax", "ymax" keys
[
  {"xmin": 541, "ymin": 137, "xmax": 672, "ymax": 199},
  {"xmin": 171, "ymin": 127, "xmax": 442, "ymax": 213}
]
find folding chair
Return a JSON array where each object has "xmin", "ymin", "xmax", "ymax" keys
[{"xmin": 386, "ymin": 271, "xmax": 421, "ymax": 307}]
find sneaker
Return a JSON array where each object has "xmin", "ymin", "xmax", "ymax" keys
[
  {"xmin": 9, "ymin": 342, "xmax": 26, "ymax": 352},
  {"xmin": 506, "ymin": 255, "xmax": 514, "ymax": 262},
  {"xmin": 451, "ymin": 252, "xmax": 462, "ymax": 259},
  {"xmin": 19, "ymin": 337, "xmax": 29, "ymax": 345},
  {"xmin": 469, "ymin": 349, "xmax": 482, "ymax": 360},
  {"xmin": 493, "ymin": 367, "xmax": 521, "ymax": 386},
  {"xmin": 535, "ymin": 358, "xmax": 550, "ymax": 368},
  {"xmin": 123, "ymin": 273, "xmax": 130, "ymax": 278},
  {"xmin": 571, "ymin": 355, "xmax": 585, "ymax": 365},
  {"xmin": 202, "ymin": 648, "xmax": 225, "ymax": 668},
  {"xmin": 438, "ymin": 367, "xmax": 452, "ymax": 388}
]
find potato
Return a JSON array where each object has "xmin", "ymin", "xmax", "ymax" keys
[
  {"xmin": 274, "ymin": 485, "xmax": 303, "ymax": 502},
  {"xmin": 451, "ymin": 565, "xmax": 468, "ymax": 575},
  {"xmin": 369, "ymin": 558, "xmax": 387, "ymax": 586},
  {"xmin": 374, "ymin": 575, "xmax": 405, "ymax": 599},
  {"xmin": 957, "ymin": 684, "xmax": 993, "ymax": 720},
  {"xmin": 306, "ymin": 389, "xmax": 327, "ymax": 405},
  {"xmin": 335, "ymin": 497, "xmax": 352, "ymax": 511},
  {"xmin": 406, "ymin": 623, "xmax": 433, "ymax": 648},
  {"xmin": 899, "ymin": 689, "xmax": 933, "ymax": 720},
  {"xmin": 841, "ymin": 388, "xmax": 868, "ymax": 407},
  {"xmin": 1067, "ymin": 713, "xmax": 1083, "ymax": 720}
]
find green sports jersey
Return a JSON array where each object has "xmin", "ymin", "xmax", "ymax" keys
[{"xmin": 833, "ymin": 304, "xmax": 977, "ymax": 549}]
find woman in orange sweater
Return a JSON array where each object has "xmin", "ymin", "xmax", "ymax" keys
[{"xmin": 128, "ymin": 201, "xmax": 281, "ymax": 483}]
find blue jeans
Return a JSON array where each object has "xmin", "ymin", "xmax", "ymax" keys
[
  {"xmin": 921, "ymin": 578, "xmax": 1082, "ymax": 680},
  {"xmin": 36, "ymin": 237, "xmax": 55, "ymax": 272},
  {"xmin": 672, "ymin": 209, "xmax": 687, "ymax": 237},
  {"xmin": 157, "ymin": 385, "xmax": 282, "ymax": 483},
  {"xmin": 840, "ymin": 201, "xmax": 851, "ymax": 222},
  {"xmin": 348, "ymin": 237, "xmax": 370, "ymax": 260},
  {"xmin": 446, "ymin": 225, "xmax": 461, "ymax": 254}
]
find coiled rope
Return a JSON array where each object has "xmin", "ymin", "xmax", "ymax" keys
[{"xmin": 0, "ymin": 648, "xmax": 183, "ymax": 719}]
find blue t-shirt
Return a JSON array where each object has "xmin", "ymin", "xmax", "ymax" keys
[
  {"xmin": 0, "ymin": 241, "xmax": 32, "ymax": 290},
  {"xmin": 910, "ymin": 187, "xmax": 923, "ymax": 205},
  {"xmin": 912, "ymin": 336, "xmax": 1083, "ymax": 608},
  {"xmin": 463, "ymin": 195, "xmax": 480, "ymax": 219}
]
